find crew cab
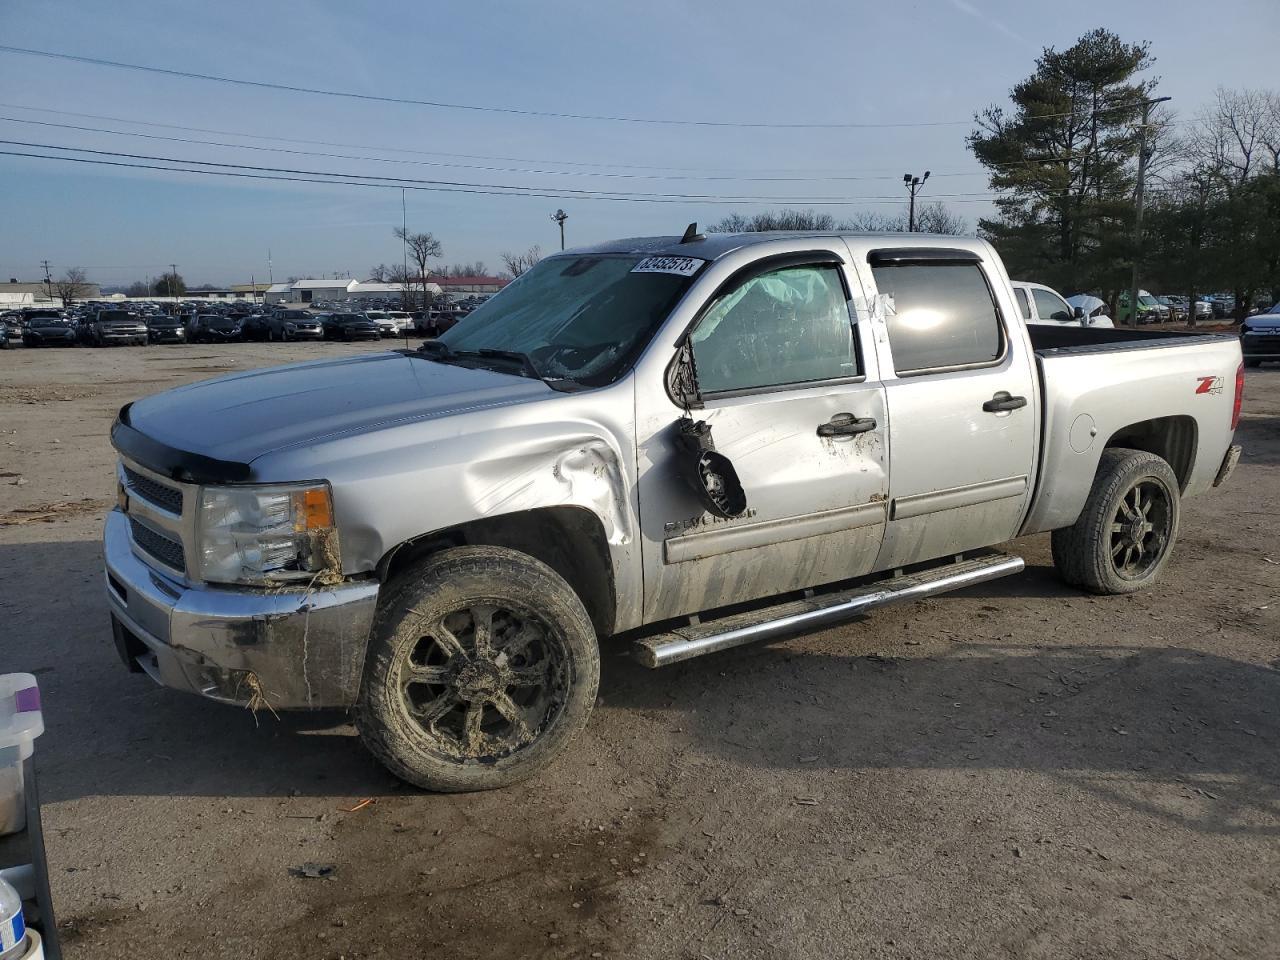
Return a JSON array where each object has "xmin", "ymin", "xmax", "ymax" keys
[{"xmin": 103, "ymin": 231, "xmax": 1244, "ymax": 792}]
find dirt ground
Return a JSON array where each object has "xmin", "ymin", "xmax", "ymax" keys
[{"xmin": 1, "ymin": 340, "xmax": 1277, "ymax": 960}]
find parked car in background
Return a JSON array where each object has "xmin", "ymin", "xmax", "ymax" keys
[
  {"xmin": 0, "ymin": 322, "xmax": 9, "ymax": 349},
  {"xmin": 386, "ymin": 311, "xmax": 413, "ymax": 334},
  {"xmin": 21, "ymin": 316, "xmax": 79, "ymax": 347},
  {"xmin": 321, "ymin": 312, "xmax": 380, "ymax": 341},
  {"xmin": 277, "ymin": 311, "xmax": 324, "ymax": 341},
  {"xmin": 240, "ymin": 313, "xmax": 272, "ymax": 341},
  {"xmin": 1118, "ymin": 290, "xmax": 1165, "ymax": 324},
  {"xmin": 363, "ymin": 311, "xmax": 399, "ymax": 337},
  {"xmin": 85, "ymin": 309, "xmax": 148, "ymax": 347},
  {"xmin": 188, "ymin": 314, "xmax": 243, "ymax": 344},
  {"xmin": 1156, "ymin": 296, "xmax": 1185, "ymax": 322},
  {"xmin": 414, "ymin": 306, "xmax": 465, "ymax": 337},
  {"xmin": 103, "ymin": 231, "xmax": 1244, "ymax": 792},
  {"xmin": 1011, "ymin": 281, "xmax": 1112, "ymax": 329},
  {"xmin": 145, "ymin": 315, "xmax": 186, "ymax": 344},
  {"xmin": 1241, "ymin": 305, "xmax": 1280, "ymax": 367},
  {"xmin": 267, "ymin": 309, "xmax": 318, "ymax": 341},
  {"xmin": 1063, "ymin": 294, "xmax": 1116, "ymax": 328}
]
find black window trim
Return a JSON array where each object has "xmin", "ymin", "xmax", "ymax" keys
[
  {"xmin": 868, "ymin": 254, "xmax": 1011, "ymax": 379},
  {"xmin": 669, "ymin": 250, "xmax": 866, "ymax": 404}
]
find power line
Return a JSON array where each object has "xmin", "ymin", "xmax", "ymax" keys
[
  {"xmin": 0, "ymin": 45, "xmax": 1165, "ymax": 131},
  {"xmin": 0, "ymin": 147, "xmax": 1039, "ymax": 205},
  {"xmin": 0, "ymin": 138, "xmax": 1022, "ymax": 203},
  {"xmin": 0, "ymin": 115, "xmax": 985, "ymax": 183},
  {"xmin": 0, "ymin": 101, "xmax": 1146, "ymax": 181}
]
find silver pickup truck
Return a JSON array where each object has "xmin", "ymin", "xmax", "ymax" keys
[{"xmin": 103, "ymin": 231, "xmax": 1244, "ymax": 792}]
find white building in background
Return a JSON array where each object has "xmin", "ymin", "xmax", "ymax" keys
[{"xmin": 262, "ymin": 279, "xmax": 440, "ymax": 306}]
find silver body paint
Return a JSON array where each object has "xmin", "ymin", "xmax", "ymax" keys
[{"xmin": 103, "ymin": 232, "xmax": 1243, "ymax": 708}]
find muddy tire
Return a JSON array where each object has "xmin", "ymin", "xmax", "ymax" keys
[
  {"xmin": 1051, "ymin": 448, "xmax": 1181, "ymax": 595},
  {"xmin": 356, "ymin": 546, "xmax": 600, "ymax": 792}
]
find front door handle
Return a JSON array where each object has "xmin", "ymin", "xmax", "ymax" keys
[
  {"xmin": 817, "ymin": 412, "xmax": 878, "ymax": 437},
  {"xmin": 982, "ymin": 392, "xmax": 1028, "ymax": 413}
]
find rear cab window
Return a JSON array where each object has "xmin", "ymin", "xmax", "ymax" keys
[
  {"xmin": 868, "ymin": 254, "xmax": 1004, "ymax": 375},
  {"xmin": 1014, "ymin": 287, "xmax": 1032, "ymax": 320}
]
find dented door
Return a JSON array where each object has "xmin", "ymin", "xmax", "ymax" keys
[{"xmin": 635, "ymin": 249, "xmax": 889, "ymax": 622}]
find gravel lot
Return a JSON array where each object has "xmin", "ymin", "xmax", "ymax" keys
[{"xmin": 1, "ymin": 342, "xmax": 1277, "ymax": 960}]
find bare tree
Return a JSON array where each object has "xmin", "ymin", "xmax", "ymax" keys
[
  {"xmin": 53, "ymin": 267, "xmax": 92, "ymax": 307},
  {"xmin": 447, "ymin": 261, "xmax": 489, "ymax": 277},
  {"xmin": 1188, "ymin": 87, "xmax": 1279, "ymax": 189},
  {"xmin": 394, "ymin": 228, "xmax": 443, "ymax": 309},
  {"xmin": 709, "ymin": 205, "xmax": 968, "ymax": 235},
  {"xmin": 368, "ymin": 264, "xmax": 390, "ymax": 282},
  {"xmin": 500, "ymin": 246, "xmax": 542, "ymax": 278},
  {"xmin": 708, "ymin": 209, "xmax": 837, "ymax": 232},
  {"xmin": 124, "ymin": 280, "xmax": 150, "ymax": 298}
]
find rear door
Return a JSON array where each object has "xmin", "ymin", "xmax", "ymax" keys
[
  {"xmin": 636, "ymin": 248, "xmax": 889, "ymax": 621},
  {"xmin": 856, "ymin": 245, "xmax": 1038, "ymax": 569}
]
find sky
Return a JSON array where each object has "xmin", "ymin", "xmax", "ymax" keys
[{"xmin": 0, "ymin": 0, "xmax": 1276, "ymax": 287}]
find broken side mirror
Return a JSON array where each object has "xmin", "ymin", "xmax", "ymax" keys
[{"xmin": 675, "ymin": 418, "xmax": 747, "ymax": 519}]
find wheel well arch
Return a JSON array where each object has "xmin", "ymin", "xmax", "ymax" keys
[
  {"xmin": 1103, "ymin": 415, "xmax": 1197, "ymax": 490},
  {"xmin": 377, "ymin": 506, "xmax": 618, "ymax": 637}
]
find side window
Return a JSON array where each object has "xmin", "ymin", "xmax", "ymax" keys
[
  {"xmin": 1014, "ymin": 287, "xmax": 1032, "ymax": 320},
  {"xmin": 1032, "ymin": 288, "xmax": 1073, "ymax": 323},
  {"xmin": 870, "ymin": 263, "xmax": 1004, "ymax": 374},
  {"xmin": 690, "ymin": 263, "xmax": 857, "ymax": 394}
]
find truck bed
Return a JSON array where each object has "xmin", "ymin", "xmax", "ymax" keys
[
  {"xmin": 1020, "ymin": 325, "xmax": 1242, "ymax": 537},
  {"xmin": 1027, "ymin": 324, "xmax": 1238, "ymax": 355}
]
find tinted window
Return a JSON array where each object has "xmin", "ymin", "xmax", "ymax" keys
[
  {"xmin": 690, "ymin": 263, "xmax": 855, "ymax": 394},
  {"xmin": 871, "ymin": 263, "xmax": 1003, "ymax": 374},
  {"xmin": 1014, "ymin": 287, "xmax": 1032, "ymax": 320},
  {"xmin": 1032, "ymin": 288, "xmax": 1072, "ymax": 322}
]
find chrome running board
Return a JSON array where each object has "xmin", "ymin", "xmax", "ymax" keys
[{"xmin": 633, "ymin": 552, "xmax": 1024, "ymax": 668}]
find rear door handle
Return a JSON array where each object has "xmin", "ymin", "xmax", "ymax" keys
[
  {"xmin": 817, "ymin": 413, "xmax": 878, "ymax": 437},
  {"xmin": 982, "ymin": 392, "xmax": 1027, "ymax": 413}
]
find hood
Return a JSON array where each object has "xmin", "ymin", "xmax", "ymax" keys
[
  {"xmin": 120, "ymin": 351, "xmax": 551, "ymax": 470},
  {"xmin": 1244, "ymin": 313, "xmax": 1280, "ymax": 329}
]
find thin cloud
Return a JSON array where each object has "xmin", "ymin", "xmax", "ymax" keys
[{"xmin": 946, "ymin": 0, "xmax": 1032, "ymax": 47}]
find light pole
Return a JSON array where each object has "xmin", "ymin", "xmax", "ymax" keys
[
  {"xmin": 551, "ymin": 209, "xmax": 568, "ymax": 250},
  {"xmin": 903, "ymin": 171, "xmax": 930, "ymax": 232},
  {"xmin": 1127, "ymin": 96, "xmax": 1172, "ymax": 326}
]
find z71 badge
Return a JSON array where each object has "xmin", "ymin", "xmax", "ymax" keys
[{"xmin": 1195, "ymin": 376, "xmax": 1224, "ymax": 395}]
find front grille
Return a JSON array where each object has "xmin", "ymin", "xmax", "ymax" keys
[
  {"xmin": 124, "ymin": 465, "xmax": 184, "ymax": 514},
  {"xmin": 129, "ymin": 517, "xmax": 186, "ymax": 571}
]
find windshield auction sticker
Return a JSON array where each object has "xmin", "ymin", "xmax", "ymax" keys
[{"xmin": 631, "ymin": 256, "xmax": 705, "ymax": 276}]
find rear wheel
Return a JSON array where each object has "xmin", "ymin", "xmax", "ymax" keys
[
  {"xmin": 1052, "ymin": 448, "xmax": 1180, "ymax": 595},
  {"xmin": 357, "ymin": 546, "xmax": 599, "ymax": 792}
]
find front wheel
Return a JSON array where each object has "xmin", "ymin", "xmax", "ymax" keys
[
  {"xmin": 357, "ymin": 546, "xmax": 600, "ymax": 792},
  {"xmin": 1052, "ymin": 448, "xmax": 1180, "ymax": 595}
]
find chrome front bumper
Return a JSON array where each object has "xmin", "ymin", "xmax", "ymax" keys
[{"xmin": 103, "ymin": 509, "xmax": 380, "ymax": 709}]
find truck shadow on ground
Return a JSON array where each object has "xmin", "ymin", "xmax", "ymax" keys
[{"xmin": 6, "ymin": 538, "xmax": 1277, "ymax": 839}]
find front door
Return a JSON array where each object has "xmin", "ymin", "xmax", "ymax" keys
[
  {"xmin": 636, "ymin": 251, "xmax": 890, "ymax": 622},
  {"xmin": 858, "ymin": 246, "xmax": 1038, "ymax": 569}
]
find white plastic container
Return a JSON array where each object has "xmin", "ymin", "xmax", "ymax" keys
[{"xmin": 0, "ymin": 676, "xmax": 43, "ymax": 837}]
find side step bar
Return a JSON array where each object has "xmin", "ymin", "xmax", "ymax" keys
[{"xmin": 632, "ymin": 552, "xmax": 1024, "ymax": 668}]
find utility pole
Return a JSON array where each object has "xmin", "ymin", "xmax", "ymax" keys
[
  {"xmin": 268, "ymin": 249, "xmax": 274, "ymax": 285},
  {"xmin": 40, "ymin": 260, "xmax": 52, "ymax": 302},
  {"xmin": 170, "ymin": 262, "xmax": 179, "ymax": 313},
  {"xmin": 903, "ymin": 172, "xmax": 930, "ymax": 231},
  {"xmin": 1127, "ymin": 96, "xmax": 1172, "ymax": 326},
  {"xmin": 551, "ymin": 209, "xmax": 568, "ymax": 250}
]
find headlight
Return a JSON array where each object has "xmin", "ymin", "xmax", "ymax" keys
[{"xmin": 196, "ymin": 483, "xmax": 339, "ymax": 585}]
